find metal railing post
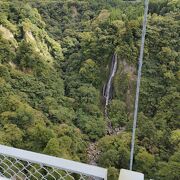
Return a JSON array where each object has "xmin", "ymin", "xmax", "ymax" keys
[{"xmin": 129, "ymin": 0, "xmax": 149, "ymax": 171}]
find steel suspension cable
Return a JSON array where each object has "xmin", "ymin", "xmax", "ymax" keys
[{"xmin": 129, "ymin": 0, "xmax": 149, "ymax": 171}]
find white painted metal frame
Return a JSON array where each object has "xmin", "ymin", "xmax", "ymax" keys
[{"xmin": 0, "ymin": 145, "xmax": 107, "ymax": 180}]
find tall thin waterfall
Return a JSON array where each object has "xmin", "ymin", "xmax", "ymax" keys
[{"xmin": 103, "ymin": 53, "xmax": 118, "ymax": 117}]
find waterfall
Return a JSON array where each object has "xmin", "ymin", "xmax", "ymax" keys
[
  {"xmin": 103, "ymin": 53, "xmax": 118, "ymax": 117},
  {"xmin": 103, "ymin": 53, "xmax": 118, "ymax": 132}
]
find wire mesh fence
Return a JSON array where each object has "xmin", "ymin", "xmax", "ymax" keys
[
  {"xmin": 0, "ymin": 145, "xmax": 107, "ymax": 180},
  {"xmin": 0, "ymin": 155, "xmax": 88, "ymax": 180}
]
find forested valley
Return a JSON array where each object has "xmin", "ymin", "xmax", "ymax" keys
[{"xmin": 0, "ymin": 0, "xmax": 179, "ymax": 179}]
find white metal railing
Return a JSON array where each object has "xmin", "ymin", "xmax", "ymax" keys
[
  {"xmin": 119, "ymin": 169, "xmax": 144, "ymax": 180},
  {"xmin": 0, "ymin": 145, "xmax": 107, "ymax": 180}
]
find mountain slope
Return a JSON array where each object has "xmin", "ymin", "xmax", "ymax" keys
[{"xmin": 0, "ymin": 0, "xmax": 179, "ymax": 179}]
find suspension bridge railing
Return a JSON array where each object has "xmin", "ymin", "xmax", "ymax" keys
[{"xmin": 0, "ymin": 145, "xmax": 107, "ymax": 180}]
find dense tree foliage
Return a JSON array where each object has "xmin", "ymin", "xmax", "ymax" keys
[{"xmin": 0, "ymin": 0, "xmax": 179, "ymax": 179}]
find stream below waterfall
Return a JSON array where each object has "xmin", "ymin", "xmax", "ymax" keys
[{"xmin": 88, "ymin": 53, "xmax": 125, "ymax": 165}]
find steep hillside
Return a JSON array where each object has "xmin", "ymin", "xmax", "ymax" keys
[
  {"xmin": 0, "ymin": 0, "xmax": 179, "ymax": 179},
  {"xmin": 0, "ymin": 1, "xmax": 87, "ymax": 162}
]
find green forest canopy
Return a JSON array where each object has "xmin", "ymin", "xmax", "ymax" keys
[{"xmin": 0, "ymin": 0, "xmax": 179, "ymax": 179}]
